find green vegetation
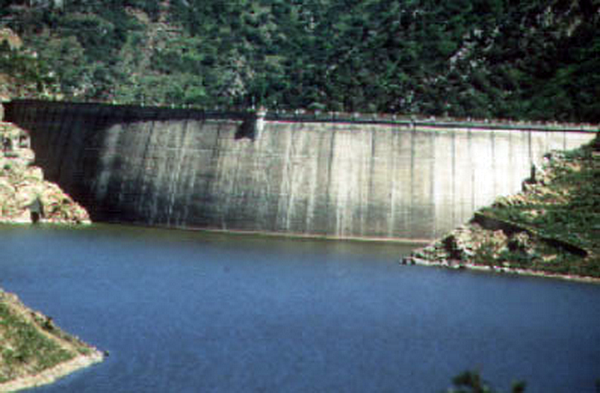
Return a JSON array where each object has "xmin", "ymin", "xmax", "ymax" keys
[
  {"xmin": 0, "ymin": 301, "xmax": 74, "ymax": 383},
  {"xmin": 479, "ymin": 134, "xmax": 600, "ymax": 277},
  {"xmin": 447, "ymin": 370, "xmax": 526, "ymax": 393},
  {"xmin": 0, "ymin": 289, "xmax": 102, "ymax": 388},
  {"xmin": 1, "ymin": 0, "xmax": 599, "ymax": 122}
]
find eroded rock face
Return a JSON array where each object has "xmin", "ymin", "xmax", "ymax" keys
[{"xmin": 0, "ymin": 121, "xmax": 90, "ymax": 224}]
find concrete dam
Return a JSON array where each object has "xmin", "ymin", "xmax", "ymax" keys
[{"xmin": 4, "ymin": 100, "xmax": 596, "ymax": 241}]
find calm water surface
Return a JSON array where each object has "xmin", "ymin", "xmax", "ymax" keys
[{"xmin": 1, "ymin": 224, "xmax": 599, "ymax": 392}]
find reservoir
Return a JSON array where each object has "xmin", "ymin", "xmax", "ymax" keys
[{"xmin": 1, "ymin": 224, "xmax": 599, "ymax": 392}]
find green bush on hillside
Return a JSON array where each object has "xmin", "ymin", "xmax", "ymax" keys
[{"xmin": 2, "ymin": 0, "xmax": 599, "ymax": 121}]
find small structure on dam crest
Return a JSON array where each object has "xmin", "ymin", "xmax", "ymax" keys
[{"xmin": 236, "ymin": 107, "xmax": 267, "ymax": 141}]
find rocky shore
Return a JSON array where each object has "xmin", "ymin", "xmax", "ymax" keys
[
  {"xmin": 403, "ymin": 131, "xmax": 600, "ymax": 283},
  {"xmin": 0, "ymin": 121, "xmax": 90, "ymax": 225}
]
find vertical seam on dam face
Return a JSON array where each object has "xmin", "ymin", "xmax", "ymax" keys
[
  {"xmin": 326, "ymin": 128, "xmax": 336, "ymax": 236},
  {"xmin": 491, "ymin": 130, "xmax": 497, "ymax": 198},
  {"xmin": 367, "ymin": 128, "xmax": 376, "ymax": 238},
  {"xmin": 4, "ymin": 101, "xmax": 596, "ymax": 241},
  {"xmin": 451, "ymin": 131, "xmax": 456, "ymax": 228},
  {"xmin": 409, "ymin": 129, "xmax": 416, "ymax": 235},
  {"xmin": 429, "ymin": 131, "xmax": 435, "ymax": 237}
]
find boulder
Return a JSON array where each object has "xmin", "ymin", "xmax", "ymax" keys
[
  {"xmin": 508, "ymin": 232, "xmax": 533, "ymax": 254},
  {"xmin": 23, "ymin": 166, "xmax": 43, "ymax": 182},
  {"xmin": 15, "ymin": 183, "xmax": 42, "ymax": 208},
  {"xmin": 443, "ymin": 228, "xmax": 476, "ymax": 261}
]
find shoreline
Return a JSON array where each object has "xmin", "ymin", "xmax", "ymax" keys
[
  {"xmin": 169, "ymin": 225, "xmax": 434, "ymax": 245},
  {"xmin": 0, "ymin": 288, "xmax": 104, "ymax": 392},
  {"xmin": 0, "ymin": 352, "xmax": 104, "ymax": 393},
  {"xmin": 0, "ymin": 218, "xmax": 92, "ymax": 225},
  {"xmin": 403, "ymin": 257, "xmax": 600, "ymax": 284},
  {"xmin": 88, "ymin": 219, "xmax": 435, "ymax": 245}
]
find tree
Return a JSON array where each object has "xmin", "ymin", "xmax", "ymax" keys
[{"xmin": 448, "ymin": 370, "xmax": 526, "ymax": 393}]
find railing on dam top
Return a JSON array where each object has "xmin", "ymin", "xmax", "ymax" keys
[
  {"xmin": 4, "ymin": 99, "xmax": 598, "ymax": 134},
  {"xmin": 267, "ymin": 112, "xmax": 598, "ymax": 133}
]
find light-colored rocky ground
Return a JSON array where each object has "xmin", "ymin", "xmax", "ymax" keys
[{"xmin": 0, "ymin": 121, "xmax": 90, "ymax": 225}]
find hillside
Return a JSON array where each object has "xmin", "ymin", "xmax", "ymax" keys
[{"xmin": 1, "ymin": 0, "xmax": 599, "ymax": 122}]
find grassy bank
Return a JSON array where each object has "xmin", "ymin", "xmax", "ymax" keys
[
  {"xmin": 406, "ymin": 132, "xmax": 600, "ymax": 281},
  {"xmin": 0, "ymin": 289, "xmax": 103, "ymax": 392}
]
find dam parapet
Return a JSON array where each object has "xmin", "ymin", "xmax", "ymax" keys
[{"xmin": 4, "ymin": 100, "xmax": 596, "ymax": 241}]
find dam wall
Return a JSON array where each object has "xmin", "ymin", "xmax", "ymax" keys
[{"xmin": 4, "ymin": 100, "xmax": 596, "ymax": 241}]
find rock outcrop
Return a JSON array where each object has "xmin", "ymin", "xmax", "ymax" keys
[{"xmin": 0, "ymin": 119, "xmax": 90, "ymax": 225}]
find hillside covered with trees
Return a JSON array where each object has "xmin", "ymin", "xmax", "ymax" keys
[{"xmin": 1, "ymin": 0, "xmax": 599, "ymax": 122}]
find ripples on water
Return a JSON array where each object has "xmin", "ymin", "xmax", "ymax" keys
[{"xmin": 1, "ymin": 224, "xmax": 599, "ymax": 392}]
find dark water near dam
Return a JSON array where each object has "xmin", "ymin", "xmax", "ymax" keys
[{"xmin": 1, "ymin": 225, "xmax": 599, "ymax": 392}]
